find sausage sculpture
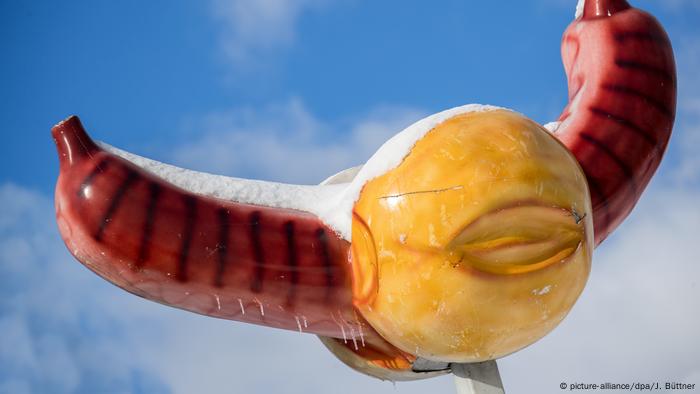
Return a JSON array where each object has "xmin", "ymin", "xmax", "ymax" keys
[{"xmin": 51, "ymin": 0, "xmax": 675, "ymax": 382}]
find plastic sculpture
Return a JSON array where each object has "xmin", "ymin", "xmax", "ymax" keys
[{"xmin": 51, "ymin": 0, "xmax": 675, "ymax": 382}]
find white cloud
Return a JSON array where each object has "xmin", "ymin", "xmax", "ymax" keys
[
  {"xmin": 211, "ymin": 0, "xmax": 330, "ymax": 66},
  {"xmin": 671, "ymin": 37, "xmax": 700, "ymax": 186},
  {"xmin": 0, "ymin": 184, "xmax": 171, "ymax": 393},
  {"xmin": 139, "ymin": 313, "xmax": 454, "ymax": 394},
  {"xmin": 171, "ymin": 98, "xmax": 426, "ymax": 184}
]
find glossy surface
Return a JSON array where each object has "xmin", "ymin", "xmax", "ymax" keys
[
  {"xmin": 52, "ymin": 116, "xmax": 381, "ymax": 342},
  {"xmin": 557, "ymin": 0, "xmax": 676, "ymax": 245},
  {"xmin": 351, "ymin": 110, "xmax": 593, "ymax": 362}
]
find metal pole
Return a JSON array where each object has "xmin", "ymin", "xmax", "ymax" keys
[{"xmin": 451, "ymin": 361, "xmax": 505, "ymax": 394}]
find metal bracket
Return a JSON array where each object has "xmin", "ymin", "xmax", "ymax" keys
[{"xmin": 451, "ymin": 361, "xmax": 505, "ymax": 394}]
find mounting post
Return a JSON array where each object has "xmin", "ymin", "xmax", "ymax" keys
[{"xmin": 451, "ymin": 360, "xmax": 505, "ymax": 394}]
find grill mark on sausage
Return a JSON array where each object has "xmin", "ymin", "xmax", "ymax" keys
[
  {"xmin": 579, "ymin": 166, "xmax": 611, "ymax": 236},
  {"xmin": 579, "ymin": 132, "xmax": 637, "ymax": 194},
  {"xmin": 176, "ymin": 195, "xmax": 197, "ymax": 282},
  {"xmin": 614, "ymin": 31, "xmax": 669, "ymax": 44},
  {"xmin": 284, "ymin": 221, "xmax": 298, "ymax": 306},
  {"xmin": 95, "ymin": 169, "xmax": 139, "ymax": 242},
  {"xmin": 249, "ymin": 211, "xmax": 265, "ymax": 293},
  {"xmin": 588, "ymin": 107, "xmax": 660, "ymax": 152},
  {"xmin": 614, "ymin": 59, "xmax": 674, "ymax": 83},
  {"xmin": 315, "ymin": 228, "xmax": 334, "ymax": 303},
  {"xmin": 601, "ymin": 84, "xmax": 673, "ymax": 119},
  {"xmin": 135, "ymin": 182, "xmax": 161, "ymax": 269},
  {"xmin": 214, "ymin": 208, "xmax": 230, "ymax": 288}
]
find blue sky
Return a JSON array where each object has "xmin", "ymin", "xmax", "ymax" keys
[{"xmin": 1, "ymin": 1, "xmax": 699, "ymax": 393}]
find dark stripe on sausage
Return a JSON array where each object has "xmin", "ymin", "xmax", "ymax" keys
[
  {"xmin": 78, "ymin": 159, "xmax": 109, "ymax": 198},
  {"xmin": 249, "ymin": 211, "xmax": 265, "ymax": 293},
  {"xmin": 588, "ymin": 107, "xmax": 659, "ymax": 149},
  {"xmin": 614, "ymin": 59, "xmax": 674, "ymax": 83},
  {"xmin": 95, "ymin": 169, "xmax": 139, "ymax": 242},
  {"xmin": 614, "ymin": 31, "xmax": 669, "ymax": 44},
  {"xmin": 214, "ymin": 208, "xmax": 230, "ymax": 288},
  {"xmin": 315, "ymin": 228, "xmax": 334, "ymax": 302},
  {"xmin": 284, "ymin": 221, "xmax": 298, "ymax": 306},
  {"xmin": 579, "ymin": 132, "xmax": 637, "ymax": 193},
  {"xmin": 601, "ymin": 84, "xmax": 673, "ymax": 119},
  {"xmin": 580, "ymin": 166, "xmax": 610, "ymax": 232},
  {"xmin": 135, "ymin": 182, "xmax": 161, "ymax": 269},
  {"xmin": 176, "ymin": 195, "xmax": 197, "ymax": 282}
]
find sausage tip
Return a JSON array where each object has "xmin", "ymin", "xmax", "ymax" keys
[{"xmin": 51, "ymin": 115, "xmax": 99, "ymax": 168}]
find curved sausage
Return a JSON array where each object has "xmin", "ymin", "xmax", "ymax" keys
[
  {"xmin": 555, "ymin": 0, "xmax": 676, "ymax": 245},
  {"xmin": 52, "ymin": 116, "xmax": 378, "ymax": 343}
]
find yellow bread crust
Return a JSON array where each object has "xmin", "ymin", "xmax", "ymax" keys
[{"xmin": 351, "ymin": 109, "xmax": 593, "ymax": 362}]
